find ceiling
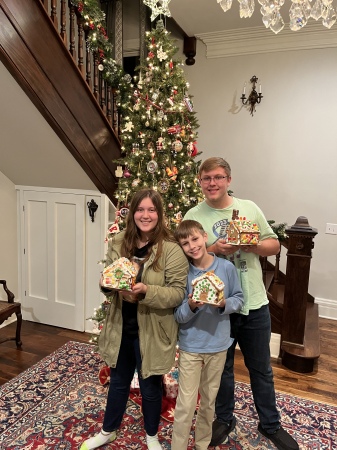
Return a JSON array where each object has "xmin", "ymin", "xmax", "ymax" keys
[
  {"xmin": 170, "ymin": 0, "xmax": 272, "ymax": 35},
  {"xmin": 168, "ymin": 0, "xmax": 337, "ymax": 36}
]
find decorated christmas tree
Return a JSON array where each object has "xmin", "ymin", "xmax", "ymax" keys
[
  {"xmin": 111, "ymin": 19, "xmax": 203, "ymax": 232},
  {"xmin": 89, "ymin": 20, "xmax": 203, "ymax": 343}
]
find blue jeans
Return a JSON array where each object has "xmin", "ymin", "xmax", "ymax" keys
[
  {"xmin": 103, "ymin": 334, "xmax": 163, "ymax": 436},
  {"xmin": 215, "ymin": 305, "xmax": 280, "ymax": 433}
]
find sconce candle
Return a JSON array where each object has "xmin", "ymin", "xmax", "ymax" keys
[{"xmin": 240, "ymin": 75, "xmax": 263, "ymax": 116}]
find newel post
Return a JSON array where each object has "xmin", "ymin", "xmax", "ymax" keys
[{"xmin": 282, "ymin": 216, "xmax": 317, "ymax": 347}]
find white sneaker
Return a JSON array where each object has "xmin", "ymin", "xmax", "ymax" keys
[
  {"xmin": 146, "ymin": 433, "xmax": 162, "ymax": 450},
  {"xmin": 80, "ymin": 430, "xmax": 117, "ymax": 450}
]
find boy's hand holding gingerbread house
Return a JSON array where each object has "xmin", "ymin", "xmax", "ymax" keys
[{"xmin": 191, "ymin": 271, "xmax": 225, "ymax": 306}]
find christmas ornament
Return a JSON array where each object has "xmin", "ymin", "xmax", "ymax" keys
[
  {"xmin": 123, "ymin": 168, "xmax": 131, "ymax": 178},
  {"xmin": 123, "ymin": 74, "xmax": 132, "ymax": 83},
  {"xmin": 187, "ymin": 141, "xmax": 198, "ymax": 157},
  {"xmin": 180, "ymin": 126, "xmax": 186, "ymax": 138},
  {"xmin": 166, "ymin": 166, "xmax": 178, "ymax": 180},
  {"xmin": 132, "ymin": 143, "xmax": 139, "ymax": 153},
  {"xmin": 123, "ymin": 121, "xmax": 134, "ymax": 133},
  {"xmin": 158, "ymin": 179, "xmax": 170, "ymax": 194},
  {"xmin": 173, "ymin": 211, "xmax": 183, "ymax": 224},
  {"xmin": 167, "ymin": 124, "xmax": 182, "ymax": 135},
  {"xmin": 132, "ymin": 178, "xmax": 141, "ymax": 187},
  {"xmin": 139, "ymin": 132, "xmax": 145, "ymax": 143},
  {"xmin": 137, "ymin": 72, "xmax": 143, "ymax": 89},
  {"xmin": 115, "ymin": 166, "xmax": 123, "ymax": 177},
  {"xmin": 168, "ymin": 202, "xmax": 174, "ymax": 209},
  {"xmin": 107, "ymin": 222, "xmax": 120, "ymax": 235},
  {"xmin": 172, "ymin": 140, "xmax": 183, "ymax": 152},
  {"xmin": 119, "ymin": 206, "xmax": 130, "ymax": 219},
  {"xmin": 147, "ymin": 160, "xmax": 158, "ymax": 173},
  {"xmin": 157, "ymin": 46, "xmax": 168, "ymax": 61},
  {"xmin": 168, "ymin": 97, "xmax": 174, "ymax": 106},
  {"xmin": 184, "ymin": 95, "xmax": 193, "ymax": 112},
  {"xmin": 98, "ymin": 64, "xmax": 104, "ymax": 71},
  {"xmin": 145, "ymin": 121, "xmax": 150, "ymax": 127},
  {"xmin": 156, "ymin": 136, "xmax": 164, "ymax": 151}
]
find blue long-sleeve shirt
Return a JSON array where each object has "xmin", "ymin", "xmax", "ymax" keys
[{"xmin": 174, "ymin": 254, "xmax": 244, "ymax": 353}]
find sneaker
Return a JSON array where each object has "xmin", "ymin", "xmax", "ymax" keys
[
  {"xmin": 258, "ymin": 424, "xmax": 299, "ymax": 450},
  {"xmin": 209, "ymin": 416, "xmax": 236, "ymax": 447}
]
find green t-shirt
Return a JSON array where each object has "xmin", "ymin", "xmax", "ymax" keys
[{"xmin": 184, "ymin": 197, "xmax": 277, "ymax": 314}]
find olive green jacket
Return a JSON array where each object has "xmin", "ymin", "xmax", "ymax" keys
[{"xmin": 98, "ymin": 231, "xmax": 189, "ymax": 379}]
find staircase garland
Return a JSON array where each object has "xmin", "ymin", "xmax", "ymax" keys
[{"xmin": 70, "ymin": 0, "xmax": 133, "ymax": 104}]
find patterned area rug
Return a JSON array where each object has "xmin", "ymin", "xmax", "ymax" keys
[{"xmin": 0, "ymin": 341, "xmax": 336, "ymax": 449}]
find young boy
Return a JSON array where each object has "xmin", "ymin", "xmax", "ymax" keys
[{"xmin": 171, "ymin": 220, "xmax": 244, "ymax": 450}]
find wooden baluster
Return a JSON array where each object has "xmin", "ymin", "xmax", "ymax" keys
[
  {"xmin": 93, "ymin": 53, "xmax": 99, "ymax": 100},
  {"xmin": 50, "ymin": 0, "xmax": 58, "ymax": 29},
  {"xmin": 85, "ymin": 34, "xmax": 92, "ymax": 89},
  {"xmin": 274, "ymin": 248, "xmax": 281, "ymax": 284},
  {"xmin": 106, "ymin": 86, "xmax": 112, "ymax": 126},
  {"xmin": 77, "ymin": 15, "xmax": 85, "ymax": 76},
  {"xmin": 112, "ymin": 88, "xmax": 118, "ymax": 134},
  {"xmin": 60, "ymin": 0, "xmax": 67, "ymax": 45},
  {"xmin": 69, "ymin": 4, "xmax": 76, "ymax": 61},
  {"xmin": 100, "ymin": 74, "xmax": 106, "ymax": 114}
]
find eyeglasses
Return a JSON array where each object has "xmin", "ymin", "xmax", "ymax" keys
[{"xmin": 199, "ymin": 175, "xmax": 229, "ymax": 184}]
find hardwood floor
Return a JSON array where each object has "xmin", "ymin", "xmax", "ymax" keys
[{"xmin": 0, "ymin": 318, "xmax": 336, "ymax": 406}]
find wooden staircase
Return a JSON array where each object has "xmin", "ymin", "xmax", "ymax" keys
[
  {"xmin": 262, "ymin": 216, "xmax": 320, "ymax": 373},
  {"xmin": 0, "ymin": 0, "xmax": 121, "ymax": 200}
]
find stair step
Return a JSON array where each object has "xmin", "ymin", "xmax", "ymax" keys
[{"xmin": 281, "ymin": 302, "xmax": 320, "ymax": 373}]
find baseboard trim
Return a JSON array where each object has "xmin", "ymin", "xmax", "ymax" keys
[{"xmin": 315, "ymin": 297, "xmax": 337, "ymax": 320}]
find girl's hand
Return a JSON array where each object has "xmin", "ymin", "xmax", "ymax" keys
[{"xmin": 132, "ymin": 283, "xmax": 148, "ymax": 295}]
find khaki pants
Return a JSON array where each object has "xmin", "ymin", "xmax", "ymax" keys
[{"xmin": 171, "ymin": 349, "xmax": 228, "ymax": 450}]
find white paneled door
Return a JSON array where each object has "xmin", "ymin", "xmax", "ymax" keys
[{"xmin": 22, "ymin": 190, "xmax": 85, "ymax": 331}]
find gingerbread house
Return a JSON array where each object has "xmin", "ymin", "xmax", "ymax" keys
[
  {"xmin": 191, "ymin": 271, "xmax": 224, "ymax": 305},
  {"xmin": 227, "ymin": 210, "xmax": 260, "ymax": 245},
  {"xmin": 102, "ymin": 257, "xmax": 138, "ymax": 291}
]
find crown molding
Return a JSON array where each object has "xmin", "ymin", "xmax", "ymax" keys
[{"xmin": 196, "ymin": 22, "xmax": 337, "ymax": 58}]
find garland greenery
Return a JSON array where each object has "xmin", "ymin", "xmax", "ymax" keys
[
  {"xmin": 70, "ymin": 0, "xmax": 133, "ymax": 103},
  {"xmin": 268, "ymin": 220, "xmax": 287, "ymax": 241}
]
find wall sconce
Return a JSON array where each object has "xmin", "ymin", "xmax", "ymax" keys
[
  {"xmin": 240, "ymin": 75, "xmax": 263, "ymax": 116},
  {"xmin": 87, "ymin": 199, "xmax": 98, "ymax": 222}
]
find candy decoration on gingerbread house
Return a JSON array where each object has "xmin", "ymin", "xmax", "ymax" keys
[
  {"xmin": 191, "ymin": 271, "xmax": 225, "ymax": 305},
  {"xmin": 227, "ymin": 210, "xmax": 260, "ymax": 245}
]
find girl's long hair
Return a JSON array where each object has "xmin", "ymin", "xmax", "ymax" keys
[{"xmin": 121, "ymin": 189, "xmax": 174, "ymax": 271}]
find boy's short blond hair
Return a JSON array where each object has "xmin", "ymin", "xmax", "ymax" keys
[{"xmin": 174, "ymin": 220, "xmax": 205, "ymax": 242}]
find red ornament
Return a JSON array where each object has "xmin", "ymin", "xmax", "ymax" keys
[
  {"xmin": 167, "ymin": 124, "xmax": 182, "ymax": 135},
  {"xmin": 191, "ymin": 142, "xmax": 198, "ymax": 157},
  {"xmin": 148, "ymin": 52, "xmax": 155, "ymax": 59},
  {"xmin": 99, "ymin": 365, "xmax": 111, "ymax": 385},
  {"xmin": 123, "ymin": 169, "xmax": 131, "ymax": 178}
]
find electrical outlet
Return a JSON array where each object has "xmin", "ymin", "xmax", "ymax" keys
[{"xmin": 326, "ymin": 223, "xmax": 337, "ymax": 235}]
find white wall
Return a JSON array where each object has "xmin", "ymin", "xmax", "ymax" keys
[
  {"xmin": 183, "ymin": 43, "xmax": 337, "ymax": 315},
  {"xmin": 0, "ymin": 172, "xmax": 18, "ymax": 299}
]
